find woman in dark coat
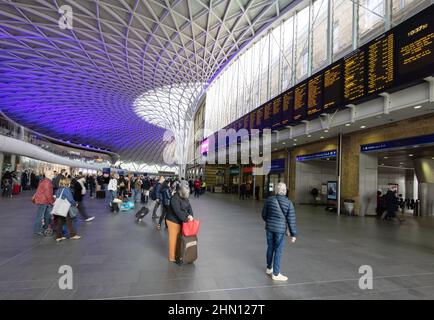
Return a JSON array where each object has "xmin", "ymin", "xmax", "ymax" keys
[{"xmin": 166, "ymin": 184, "xmax": 193, "ymax": 262}]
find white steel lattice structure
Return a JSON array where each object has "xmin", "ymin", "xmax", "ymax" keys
[{"xmin": 0, "ymin": 0, "xmax": 297, "ymax": 168}]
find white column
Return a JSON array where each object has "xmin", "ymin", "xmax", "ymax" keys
[
  {"xmin": 0, "ymin": 152, "xmax": 4, "ymax": 175},
  {"xmin": 10, "ymin": 154, "xmax": 16, "ymax": 171},
  {"xmin": 359, "ymin": 152, "xmax": 378, "ymax": 216}
]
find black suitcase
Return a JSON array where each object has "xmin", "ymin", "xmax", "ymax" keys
[
  {"xmin": 135, "ymin": 206, "xmax": 149, "ymax": 223},
  {"xmin": 96, "ymin": 190, "xmax": 106, "ymax": 199},
  {"xmin": 176, "ymin": 234, "xmax": 198, "ymax": 264}
]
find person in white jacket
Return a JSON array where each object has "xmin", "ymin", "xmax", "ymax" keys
[{"xmin": 108, "ymin": 173, "xmax": 118, "ymax": 209}]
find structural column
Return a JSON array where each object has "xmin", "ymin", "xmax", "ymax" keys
[{"xmin": 0, "ymin": 152, "xmax": 4, "ymax": 174}]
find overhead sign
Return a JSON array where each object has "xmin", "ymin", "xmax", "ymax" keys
[
  {"xmin": 361, "ymin": 133, "xmax": 434, "ymax": 152},
  {"xmin": 296, "ymin": 150, "xmax": 337, "ymax": 161}
]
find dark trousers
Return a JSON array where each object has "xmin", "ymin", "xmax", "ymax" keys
[
  {"xmin": 194, "ymin": 189, "xmax": 200, "ymax": 197},
  {"xmin": 152, "ymin": 200, "xmax": 161, "ymax": 217},
  {"xmin": 89, "ymin": 186, "xmax": 95, "ymax": 197},
  {"xmin": 159, "ymin": 205, "xmax": 169, "ymax": 226},
  {"xmin": 55, "ymin": 215, "xmax": 76, "ymax": 239},
  {"xmin": 77, "ymin": 201, "xmax": 90, "ymax": 220}
]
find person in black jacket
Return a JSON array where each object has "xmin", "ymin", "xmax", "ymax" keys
[
  {"xmin": 262, "ymin": 182, "xmax": 297, "ymax": 281},
  {"xmin": 70, "ymin": 176, "xmax": 95, "ymax": 222},
  {"xmin": 166, "ymin": 184, "xmax": 194, "ymax": 262},
  {"xmin": 383, "ymin": 190, "xmax": 399, "ymax": 221},
  {"xmin": 157, "ymin": 181, "xmax": 171, "ymax": 230}
]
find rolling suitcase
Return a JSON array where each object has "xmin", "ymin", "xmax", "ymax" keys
[
  {"xmin": 135, "ymin": 206, "xmax": 149, "ymax": 223},
  {"xmin": 96, "ymin": 190, "xmax": 105, "ymax": 199},
  {"xmin": 176, "ymin": 234, "xmax": 197, "ymax": 264}
]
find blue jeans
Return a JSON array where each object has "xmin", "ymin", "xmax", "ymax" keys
[
  {"xmin": 266, "ymin": 230, "xmax": 286, "ymax": 276},
  {"xmin": 109, "ymin": 190, "xmax": 116, "ymax": 206},
  {"xmin": 134, "ymin": 189, "xmax": 141, "ymax": 203},
  {"xmin": 34, "ymin": 205, "xmax": 52, "ymax": 234}
]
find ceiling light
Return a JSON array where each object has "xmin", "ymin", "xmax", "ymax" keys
[
  {"xmin": 293, "ymin": 143, "xmax": 297, "ymax": 146},
  {"xmin": 380, "ymin": 163, "xmax": 385, "ymax": 166},
  {"xmin": 345, "ymin": 123, "xmax": 351, "ymax": 127},
  {"xmin": 274, "ymin": 148, "xmax": 278, "ymax": 151},
  {"xmin": 384, "ymin": 157, "xmax": 388, "ymax": 159},
  {"xmin": 360, "ymin": 125, "xmax": 366, "ymax": 129},
  {"xmin": 324, "ymin": 130, "xmax": 329, "ymax": 133},
  {"xmin": 414, "ymin": 105, "xmax": 422, "ymax": 109},
  {"xmin": 294, "ymin": 139, "xmax": 297, "ymax": 142},
  {"xmin": 409, "ymin": 154, "xmax": 414, "ymax": 157},
  {"xmin": 282, "ymin": 142, "xmax": 286, "ymax": 145},
  {"xmin": 320, "ymin": 136, "xmax": 325, "ymax": 139},
  {"xmin": 307, "ymin": 134, "xmax": 312, "ymax": 138}
]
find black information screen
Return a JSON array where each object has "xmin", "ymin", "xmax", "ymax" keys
[
  {"xmin": 344, "ymin": 49, "xmax": 365, "ymax": 102},
  {"xmin": 263, "ymin": 102, "xmax": 272, "ymax": 128},
  {"xmin": 367, "ymin": 33, "xmax": 394, "ymax": 94},
  {"xmin": 395, "ymin": 5, "xmax": 434, "ymax": 82},
  {"xmin": 307, "ymin": 73, "xmax": 323, "ymax": 118},
  {"xmin": 282, "ymin": 89, "xmax": 294, "ymax": 126},
  {"xmin": 323, "ymin": 62, "xmax": 343, "ymax": 111},
  {"xmin": 256, "ymin": 105, "xmax": 264, "ymax": 130},
  {"xmin": 250, "ymin": 110, "xmax": 257, "ymax": 130},
  {"xmin": 271, "ymin": 95, "xmax": 282, "ymax": 129},
  {"xmin": 294, "ymin": 82, "xmax": 307, "ymax": 122}
]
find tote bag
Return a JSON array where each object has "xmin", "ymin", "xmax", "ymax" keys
[
  {"xmin": 182, "ymin": 219, "xmax": 200, "ymax": 237},
  {"xmin": 51, "ymin": 189, "xmax": 71, "ymax": 217}
]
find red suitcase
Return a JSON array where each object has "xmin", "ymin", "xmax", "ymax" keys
[{"xmin": 12, "ymin": 184, "xmax": 20, "ymax": 195}]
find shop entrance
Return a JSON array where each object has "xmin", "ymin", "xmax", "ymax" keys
[
  {"xmin": 359, "ymin": 134, "xmax": 434, "ymax": 216},
  {"xmin": 295, "ymin": 150, "xmax": 338, "ymax": 206}
]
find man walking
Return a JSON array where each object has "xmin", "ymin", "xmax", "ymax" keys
[{"xmin": 152, "ymin": 176, "xmax": 165, "ymax": 219}]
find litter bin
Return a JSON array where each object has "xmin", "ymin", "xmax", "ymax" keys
[{"xmin": 344, "ymin": 199, "xmax": 355, "ymax": 215}]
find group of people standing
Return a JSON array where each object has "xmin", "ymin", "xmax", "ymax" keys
[
  {"xmin": 187, "ymin": 177, "xmax": 206, "ymax": 198},
  {"xmin": 32, "ymin": 169, "xmax": 95, "ymax": 241}
]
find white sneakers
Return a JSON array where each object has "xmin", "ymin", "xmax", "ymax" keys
[
  {"xmin": 266, "ymin": 268, "xmax": 288, "ymax": 281},
  {"xmin": 85, "ymin": 217, "xmax": 95, "ymax": 222},
  {"xmin": 71, "ymin": 235, "xmax": 82, "ymax": 240},
  {"xmin": 272, "ymin": 273, "xmax": 288, "ymax": 281}
]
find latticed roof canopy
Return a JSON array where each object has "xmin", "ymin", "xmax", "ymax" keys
[{"xmin": 0, "ymin": 0, "xmax": 295, "ymax": 164}]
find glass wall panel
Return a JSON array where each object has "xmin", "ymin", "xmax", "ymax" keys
[
  {"xmin": 259, "ymin": 36, "xmax": 270, "ymax": 104},
  {"xmin": 359, "ymin": 0, "xmax": 385, "ymax": 45},
  {"xmin": 281, "ymin": 16, "xmax": 294, "ymax": 91},
  {"xmin": 392, "ymin": 0, "xmax": 431, "ymax": 26},
  {"xmin": 269, "ymin": 24, "xmax": 282, "ymax": 98},
  {"xmin": 332, "ymin": 0, "xmax": 353, "ymax": 60},
  {"xmin": 296, "ymin": 5, "xmax": 310, "ymax": 82},
  {"xmin": 312, "ymin": 0, "xmax": 328, "ymax": 72}
]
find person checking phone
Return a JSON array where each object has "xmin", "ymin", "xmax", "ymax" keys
[{"xmin": 261, "ymin": 182, "xmax": 297, "ymax": 281}]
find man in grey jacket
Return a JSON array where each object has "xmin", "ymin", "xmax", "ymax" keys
[{"xmin": 262, "ymin": 182, "xmax": 297, "ymax": 281}]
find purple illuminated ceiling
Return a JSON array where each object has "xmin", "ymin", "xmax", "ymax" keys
[{"xmin": 0, "ymin": 0, "xmax": 295, "ymax": 163}]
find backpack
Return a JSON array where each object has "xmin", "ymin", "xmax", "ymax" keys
[
  {"xmin": 194, "ymin": 181, "xmax": 200, "ymax": 189},
  {"xmin": 150, "ymin": 186, "xmax": 157, "ymax": 200}
]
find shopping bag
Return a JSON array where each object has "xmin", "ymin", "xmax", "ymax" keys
[
  {"xmin": 182, "ymin": 219, "xmax": 200, "ymax": 237},
  {"xmin": 51, "ymin": 189, "xmax": 71, "ymax": 217}
]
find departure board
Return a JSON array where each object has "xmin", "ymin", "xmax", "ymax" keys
[
  {"xmin": 344, "ymin": 49, "xmax": 365, "ymax": 102},
  {"xmin": 294, "ymin": 82, "xmax": 307, "ymax": 121},
  {"xmin": 282, "ymin": 90, "xmax": 294, "ymax": 126},
  {"xmin": 243, "ymin": 114, "xmax": 250, "ymax": 131},
  {"xmin": 263, "ymin": 102, "xmax": 272, "ymax": 128},
  {"xmin": 271, "ymin": 95, "xmax": 282, "ymax": 129},
  {"xmin": 367, "ymin": 33, "xmax": 394, "ymax": 94},
  {"xmin": 396, "ymin": 5, "xmax": 434, "ymax": 81},
  {"xmin": 307, "ymin": 74, "xmax": 323, "ymax": 118},
  {"xmin": 256, "ymin": 105, "xmax": 264, "ymax": 130},
  {"xmin": 250, "ymin": 110, "xmax": 256, "ymax": 130},
  {"xmin": 323, "ymin": 62, "xmax": 343, "ymax": 111}
]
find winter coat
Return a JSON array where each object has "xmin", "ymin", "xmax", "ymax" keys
[{"xmin": 262, "ymin": 195, "xmax": 297, "ymax": 236}]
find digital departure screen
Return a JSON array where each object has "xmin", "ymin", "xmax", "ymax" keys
[
  {"xmin": 367, "ymin": 33, "xmax": 394, "ymax": 94},
  {"xmin": 294, "ymin": 82, "xmax": 307, "ymax": 121},
  {"xmin": 243, "ymin": 114, "xmax": 250, "ymax": 131},
  {"xmin": 395, "ymin": 6, "xmax": 434, "ymax": 81},
  {"xmin": 213, "ymin": 5, "xmax": 434, "ymax": 138},
  {"xmin": 263, "ymin": 102, "xmax": 272, "ymax": 128},
  {"xmin": 344, "ymin": 49, "xmax": 365, "ymax": 102},
  {"xmin": 281, "ymin": 89, "xmax": 294, "ymax": 126},
  {"xmin": 307, "ymin": 73, "xmax": 323, "ymax": 118},
  {"xmin": 271, "ymin": 95, "xmax": 282, "ymax": 129},
  {"xmin": 256, "ymin": 105, "xmax": 264, "ymax": 130},
  {"xmin": 323, "ymin": 62, "xmax": 343, "ymax": 112},
  {"xmin": 250, "ymin": 110, "xmax": 256, "ymax": 130}
]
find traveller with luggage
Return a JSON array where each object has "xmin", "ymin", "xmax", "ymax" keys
[
  {"xmin": 151, "ymin": 176, "xmax": 165, "ymax": 219},
  {"xmin": 157, "ymin": 181, "xmax": 172, "ymax": 230},
  {"xmin": 107, "ymin": 173, "xmax": 118, "ymax": 209},
  {"xmin": 53, "ymin": 178, "xmax": 81, "ymax": 242},
  {"xmin": 32, "ymin": 171, "xmax": 55, "ymax": 236},
  {"xmin": 166, "ymin": 184, "xmax": 195, "ymax": 263}
]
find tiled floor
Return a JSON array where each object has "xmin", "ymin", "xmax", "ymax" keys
[{"xmin": 1, "ymin": 191, "xmax": 434, "ymax": 300}]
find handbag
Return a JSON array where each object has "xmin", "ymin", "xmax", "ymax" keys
[
  {"xmin": 182, "ymin": 219, "xmax": 200, "ymax": 237},
  {"xmin": 51, "ymin": 189, "xmax": 71, "ymax": 217},
  {"xmin": 275, "ymin": 198, "xmax": 291, "ymax": 237}
]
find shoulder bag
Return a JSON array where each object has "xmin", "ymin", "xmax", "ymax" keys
[{"xmin": 51, "ymin": 189, "xmax": 71, "ymax": 217}]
